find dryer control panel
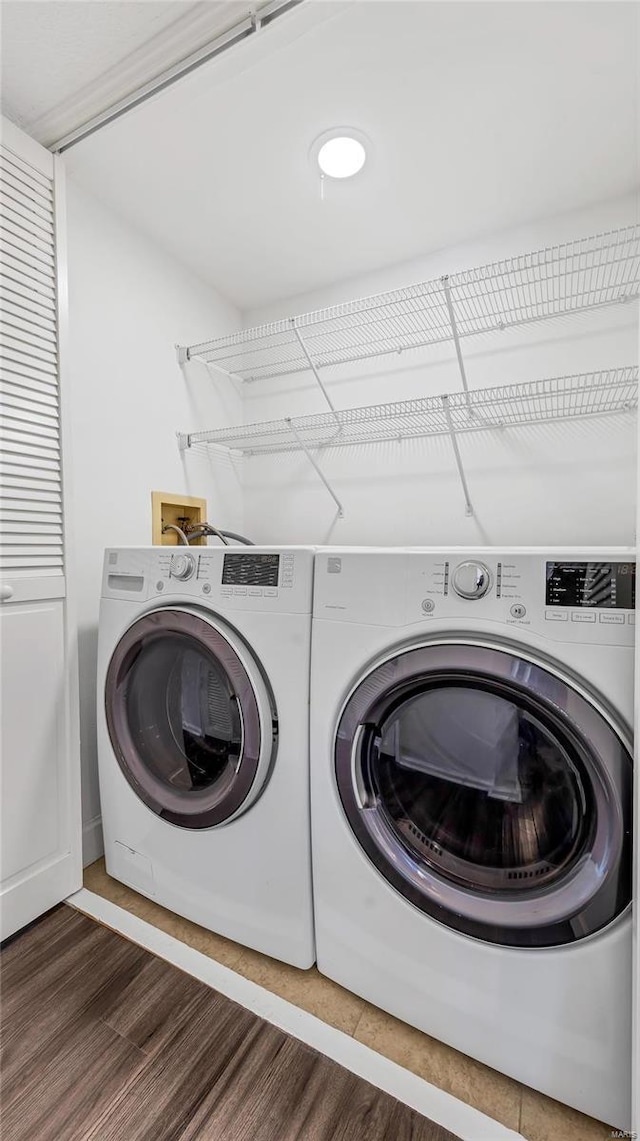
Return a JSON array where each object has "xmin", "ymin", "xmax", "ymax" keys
[
  {"xmin": 313, "ymin": 548, "xmax": 636, "ymax": 646},
  {"xmin": 414, "ymin": 553, "xmax": 635, "ymax": 643}
]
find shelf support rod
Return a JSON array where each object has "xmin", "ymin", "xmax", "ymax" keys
[
  {"xmin": 285, "ymin": 418, "xmax": 344, "ymax": 518},
  {"xmin": 290, "ymin": 319, "xmax": 340, "ymax": 421},
  {"xmin": 441, "ymin": 276, "xmax": 471, "ymax": 409},
  {"xmin": 441, "ymin": 395, "xmax": 473, "ymax": 516}
]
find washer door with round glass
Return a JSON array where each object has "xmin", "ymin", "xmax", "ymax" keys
[
  {"xmin": 105, "ymin": 608, "xmax": 277, "ymax": 829},
  {"xmin": 335, "ymin": 642, "xmax": 632, "ymax": 947}
]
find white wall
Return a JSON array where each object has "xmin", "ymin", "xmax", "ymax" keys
[
  {"xmin": 241, "ymin": 195, "xmax": 638, "ymax": 547},
  {"xmin": 65, "ymin": 179, "xmax": 242, "ymax": 864},
  {"xmin": 65, "ymin": 185, "xmax": 638, "ymax": 864}
]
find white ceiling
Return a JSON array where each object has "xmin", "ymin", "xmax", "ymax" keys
[
  {"xmin": 4, "ymin": 1, "xmax": 639, "ymax": 311},
  {"xmin": 0, "ymin": 1, "xmax": 253, "ymax": 146}
]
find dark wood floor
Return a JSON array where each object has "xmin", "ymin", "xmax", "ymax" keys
[{"xmin": 0, "ymin": 906, "xmax": 461, "ymax": 1141}]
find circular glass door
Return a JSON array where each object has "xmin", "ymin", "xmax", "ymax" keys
[
  {"xmin": 105, "ymin": 609, "xmax": 277, "ymax": 829},
  {"xmin": 336, "ymin": 642, "xmax": 632, "ymax": 947}
]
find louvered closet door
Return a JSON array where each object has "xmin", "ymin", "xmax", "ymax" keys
[
  {"xmin": 0, "ymin": 118, "xmax": 81, "ymax": 940},
  {"xmin": 1, "ymin": 142, "xmax": 62, "ymax": 575}
]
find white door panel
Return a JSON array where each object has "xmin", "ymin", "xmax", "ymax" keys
[
  {"xmin": 0, "ymin": 117, "xmax": 81, "ymax": 940},
  {"xmin": 0, "ymin": 601, "xmax": 67, "ymax": 881}
]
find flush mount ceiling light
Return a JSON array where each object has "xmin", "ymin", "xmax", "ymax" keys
[
  {"xmin": 318, "ymin": 136, "xmax": 365, "ymax": 179},
  {"xmin": 311, "ymin": 127, "xmax": 369, "ymax": 180}
]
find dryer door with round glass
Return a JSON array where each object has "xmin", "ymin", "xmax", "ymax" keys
[
  {"xmin": 105, "ymin": 609, "xmax": 276, "ymax": 829},
  {"xmin": 335, "ymin": 642, "xmax": 632, "ymax": 947}
]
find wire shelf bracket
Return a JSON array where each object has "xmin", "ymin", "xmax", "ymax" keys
[
  {"xmin": 442, "ymin": 276, "xmax": 471, "ymax": 410},
  {"xmin": 285, "ymin": 417, "xmax": 344, "ymax": 517},
  {"xmin": 175, "ymin": 343, "xmax": 243, "ymax": 386},
  {"xmin": 441, "ymin": 394, "xmax": 473, "ymax": 516},
  {"xmin": 290, "ymin": 318, "xmax": 339, "ymax": 420}
]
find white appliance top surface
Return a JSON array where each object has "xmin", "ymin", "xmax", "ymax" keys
[{"xmin": 316, "ymin": 546, "xmax": 637, "ymax": 556}]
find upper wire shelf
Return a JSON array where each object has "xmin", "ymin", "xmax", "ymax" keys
[
  {"xmin": 181, "ymin": 367, "xmax": 638, "ymax": 456},
  {"xmin": 182, "ymin": 226, "xmax": 640, "ymax": 383}
]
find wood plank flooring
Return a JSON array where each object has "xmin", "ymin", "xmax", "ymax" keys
[{"xmin": 0, "ymin": 907, "xmax": 461, "ymax": 1141}]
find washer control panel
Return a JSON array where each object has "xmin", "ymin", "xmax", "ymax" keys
[
  {"xmin": 452, "ymin": 560, "xmax": 492, "ymax": 600},
  {"xmin": 102, "ymin": 547, "xmax": 314, "ymax": 613}
]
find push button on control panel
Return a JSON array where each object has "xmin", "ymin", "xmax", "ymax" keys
[
  {"xmin": 510, "ymin": 604, "xmax": 526, "ymax": 619},
  {"xmin": 545, "ymin": 610, "xmax": 568, "ymax": 622},
  {"xmin": 421, "ymin": 599, "xmax": 435, "ymax": 613},
  {"xmin": 599, "ymin": 612, "xmax": 625, "ymax": 624},
  {"xmin": 571, "ymin": 611, "xmax": 596, "ymax": 623}
]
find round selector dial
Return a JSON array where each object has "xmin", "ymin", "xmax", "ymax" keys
[
  {"xmin": 452, "ymin": 560, "xmax": 492, "ymax": 600},
  {"xmin": 170, "ymin": 552, "xmax": 196, "ymax": 581}
]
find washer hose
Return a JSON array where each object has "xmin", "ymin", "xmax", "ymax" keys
[
  {"xmin": 161, "ymin": 523, "xmax": 189, "ymax": 545},
  {"xmin": 186, "ymin": 523, "xmax": 254, "ymax": 546}
]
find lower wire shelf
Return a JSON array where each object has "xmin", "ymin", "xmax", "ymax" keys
[
  {"xmin": 180, "ymin": 367, "xmax": 638, "ymax": 455},
  {"xmin": 178, "ymin": 366, "xmax": 638, "ymax": 518}
]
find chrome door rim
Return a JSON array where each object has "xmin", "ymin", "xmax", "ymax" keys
[
  {"xmin": 335, "ymin": 640, "xmax": 632, "ymax": 947},
  {"xmin": 106, "ymin": 608, "xmax": 275, "ymax": 829}
]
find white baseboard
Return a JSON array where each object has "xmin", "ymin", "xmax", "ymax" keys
[{"xmin": 82, "ymin": 816, "xmax": 104, "ymax": 867}]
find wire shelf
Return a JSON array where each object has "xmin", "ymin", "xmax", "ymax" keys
[
  {"xmin": 183, "ymin": 367, "xmax": 638, "ymax": 455},
  {"xmin": 184, "ymin": 227, "xmax": 640, "ymax": 383}
]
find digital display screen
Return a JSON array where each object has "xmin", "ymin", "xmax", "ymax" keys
[
  {"xmin": 546, "ymin": 562, "xmax": 635, "ymax": 610},
  {"xmin": 222, "ymin": 553, "xmax": 279, "ymax": 587}
]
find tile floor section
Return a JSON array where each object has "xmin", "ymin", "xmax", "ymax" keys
[{"xmin": 84, "ymin": 860, "xmax": 618, "ymax": 1141}]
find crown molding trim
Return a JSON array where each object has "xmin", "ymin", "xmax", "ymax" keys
[{"xmin": 41, "ymin": 0, "xmax": 303, "ymax": 153}]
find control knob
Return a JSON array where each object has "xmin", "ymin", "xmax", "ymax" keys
[
  {"xmin": 170, "ymin": 552, "xmax": 196, "ymax": 581},
  {"xmin": 452, "ymin": 560, "xmax": 491, "ymax": 600}
]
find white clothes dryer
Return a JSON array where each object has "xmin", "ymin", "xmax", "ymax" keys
[
  {"xmin": 97, "ymin": 545, "xmax": 315, "ymax": 968},
  {"xmin": 310, "ymin": 548, "xmax": 634, "ymax": 1127}
]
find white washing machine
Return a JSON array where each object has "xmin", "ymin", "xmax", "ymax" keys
[
  {"xmin": 97, "ymin": 545, "xmax": 315, "ymax": 968},
  {"xmin": 310, "ymin": 547, "xmax": 634, "ymax": 1128}
]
